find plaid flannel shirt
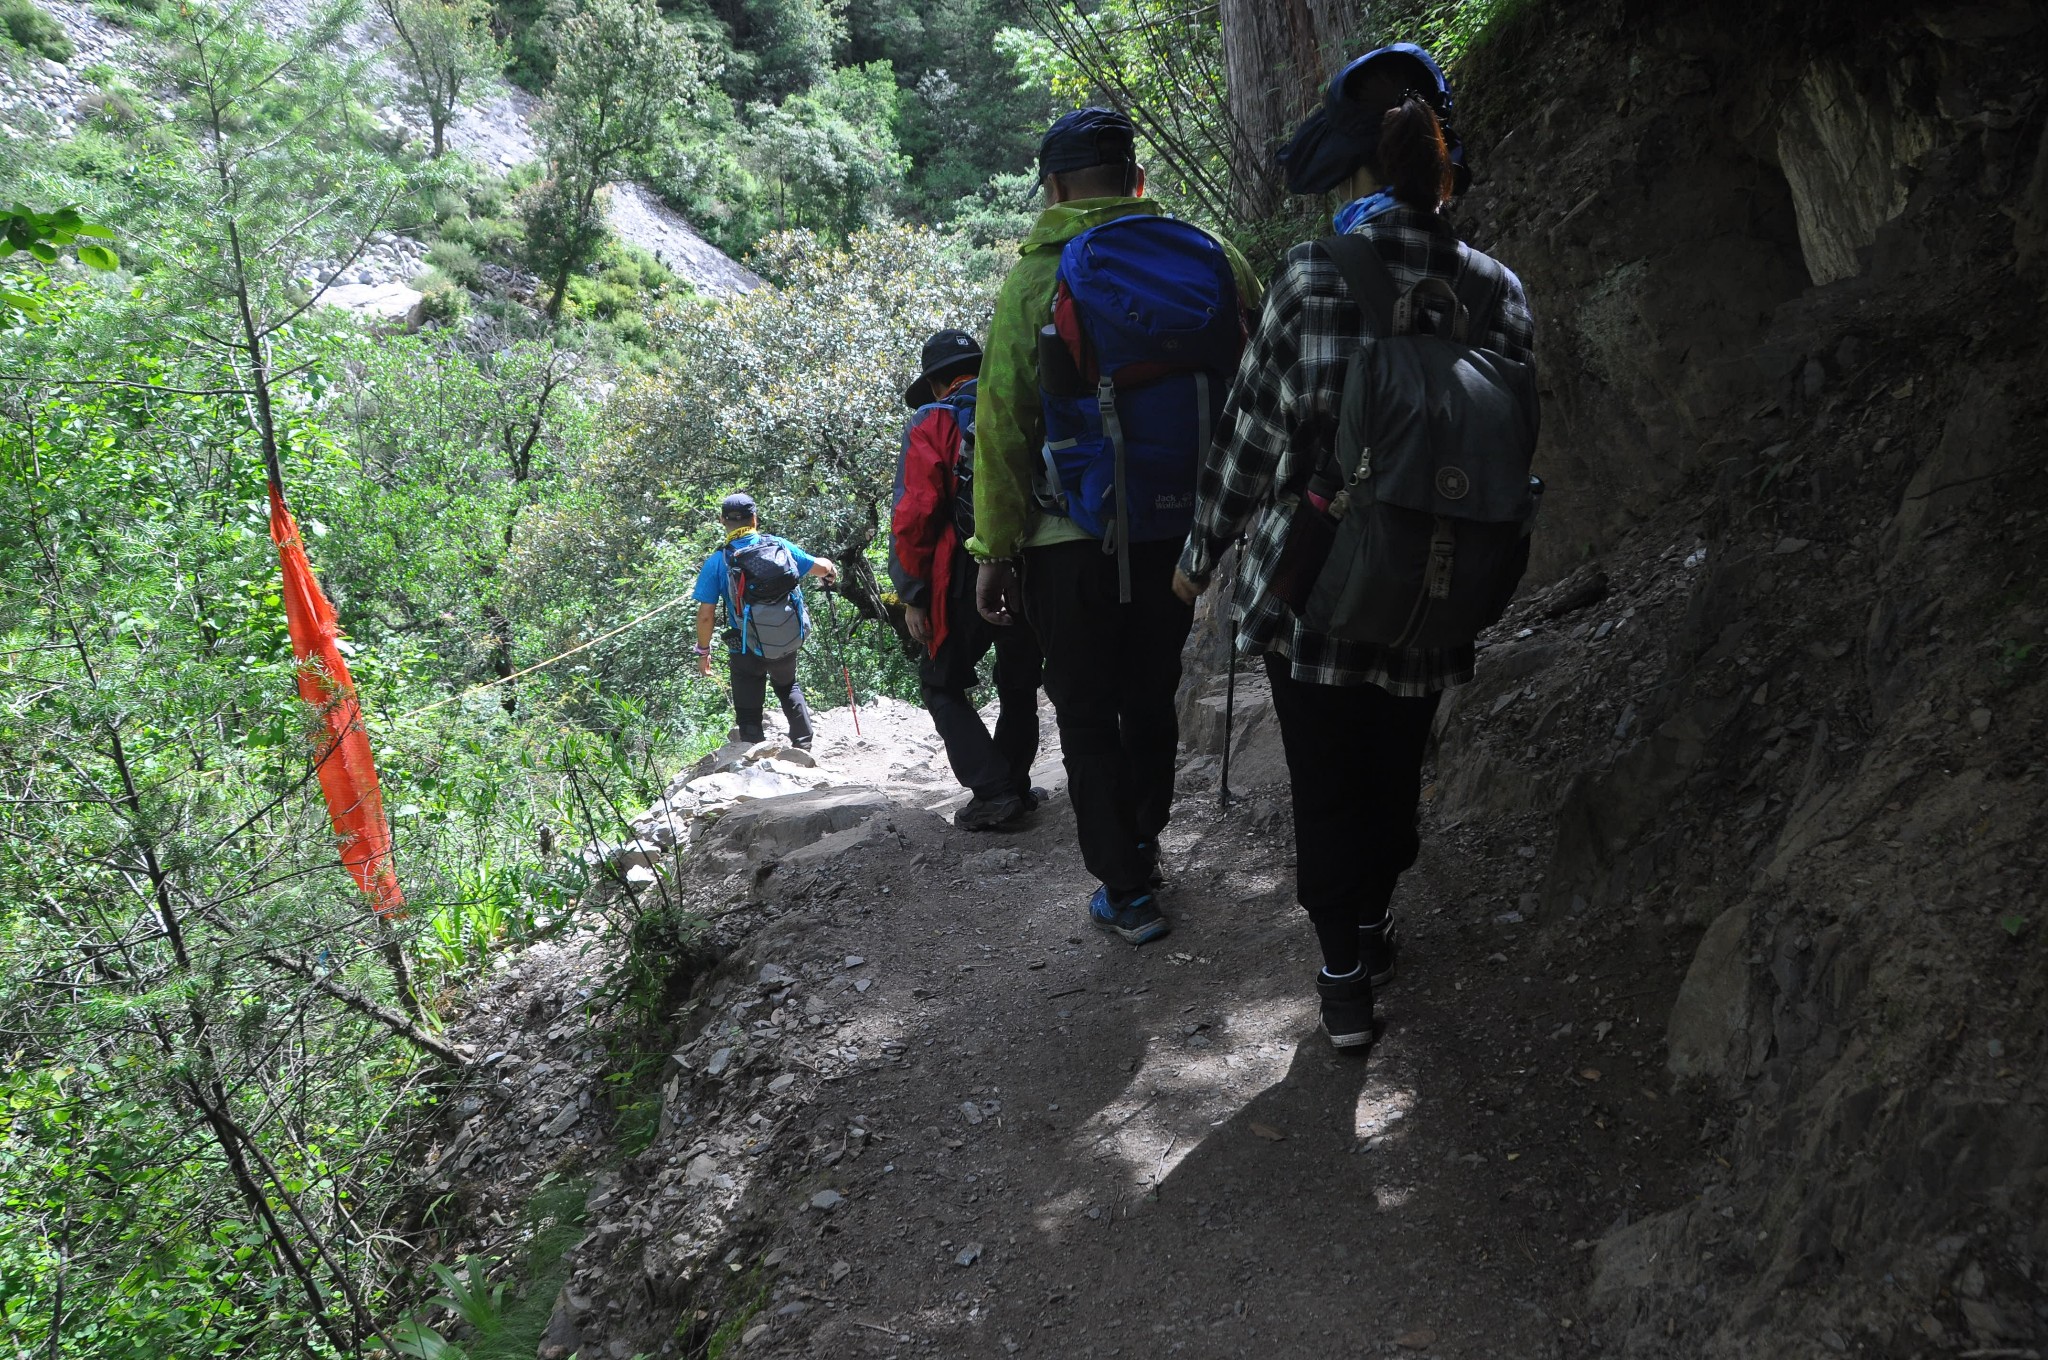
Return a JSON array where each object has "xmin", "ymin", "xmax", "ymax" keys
[{"xmin": 1179, "ymin": 207, "xmax": 1537, "ymax": 695}]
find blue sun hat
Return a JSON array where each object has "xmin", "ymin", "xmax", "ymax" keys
[{"xmin": 1276, "ymin": 43, "xmax": 1470, "ymax": 198}]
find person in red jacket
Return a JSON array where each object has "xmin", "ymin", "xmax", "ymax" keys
[{"xmin": 890, "ymin": 330, "xmax": 1045, "ymax": 830}]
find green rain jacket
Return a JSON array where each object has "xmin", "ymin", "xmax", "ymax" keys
[{"xmin": 966, "ymin": 196, "xmax": 1264, "ymax": 562}]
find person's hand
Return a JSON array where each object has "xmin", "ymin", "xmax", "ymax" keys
[
  {"xmin": 976, "ymin": 560, "xmax": 1019, "ymax": 626},
  {"xmin": 1171, "ymin": 567, "xmax": 1205, "ymax": 606},
  {"xmin": 697, "ymin": 649, "xmax": 713, "ymax": 677},
  {"xmin": 814, "ymin": 558, "xmax": 839, "ymax": 586},
  {"xmin": 904, "ymin": 603, "xmax": 932, "ymax": 649}
]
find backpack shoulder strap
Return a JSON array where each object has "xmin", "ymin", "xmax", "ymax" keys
[
  {"xmin": 1317, "ymin": 234, "xmax": 1400, "ymax": 335},
  {"xmin": 1449, "ymin": 244, "xmax": 1510, "ymax": 348}
]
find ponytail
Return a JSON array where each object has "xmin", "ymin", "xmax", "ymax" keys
[{"xmin": 1376, "ymin": 94, "xmax": 1455, "ymax": 211}]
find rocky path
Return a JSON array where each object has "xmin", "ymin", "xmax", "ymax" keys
[{"xmin": 427, "ymin": 681, "xmax": 1707, "ymax": 1359}]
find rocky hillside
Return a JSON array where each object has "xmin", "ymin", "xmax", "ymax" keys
[
  {"xmin": 2, "ymin": 0, "xmax": 760, "ymax": 310},
  {"xmin": 1436, "ymin": 0, "xmax": 2048, "ymax": 1351}
]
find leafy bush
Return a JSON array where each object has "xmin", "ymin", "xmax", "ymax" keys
[
  {"xmin": 426, "ymin": 237, "xmax": 483, "ymax": 287},
  {"xmin": 1, "ymin": 0, "xmax": 73, "ymax": 62},
  {"xmin": 416, "ymin": 266, "xmax": 468, "ymax": 324}
]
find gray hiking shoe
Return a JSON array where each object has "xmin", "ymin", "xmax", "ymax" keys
[{"xmin": 955, "ymin": 793, "xmax": 1027, "ymax": 831}]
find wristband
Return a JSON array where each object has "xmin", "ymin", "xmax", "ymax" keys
[{"xmin": 694, "ymin": 645, "xmax": 711, "ymax": 656}]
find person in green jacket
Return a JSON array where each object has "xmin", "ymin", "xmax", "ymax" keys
[{"xmin": 970, "ymin": 107, "xmax": 1262, "ymax": 947}]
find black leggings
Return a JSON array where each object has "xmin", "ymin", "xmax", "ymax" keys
[{"xmin": 1262, "ymin": 651, "xmax": 1442, "ymax": 974}]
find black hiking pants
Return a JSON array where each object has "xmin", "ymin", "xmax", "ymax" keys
[
  {"xmin": 1024, "ymin": 538, "xmax": 1194, "ymax": 901},
  {"xmin": 1262, "ymin": 651, "xmax": 1442, "ymax": 974},
  {"xmin": 921, "ymin": 571, "xmax": 1044, "ymax": 801},
  {"xmin": 729, "ymin": 649, "xmax": 814, "ymax": 747}
]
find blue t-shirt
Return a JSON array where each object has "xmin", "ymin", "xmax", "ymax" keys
[{"xmin": 693, "ymin": 533, "xmax": 817, "ymax": 654}]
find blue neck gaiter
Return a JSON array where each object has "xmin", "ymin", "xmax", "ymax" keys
[{"xmin": 1333, "ymin": 188, "xmax": 1402, "ymax": 236}]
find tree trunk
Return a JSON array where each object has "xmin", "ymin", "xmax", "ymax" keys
[{"xmin": 1217, "ymin": 0, "xmax": 1359, "ymax": 218}]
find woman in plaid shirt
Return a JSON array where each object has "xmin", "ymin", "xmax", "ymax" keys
[{"xmin": 1173, "ymin": 44, "xmax": 1536, "ymax": 1049}]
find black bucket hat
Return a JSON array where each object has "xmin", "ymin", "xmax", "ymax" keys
[
  {"xmin": 1276, "ymin": 43, "xmax": 1469, "ymax": 198},
  {"xmin": 903, "ymin": 329, "xmax": 983, "ymax": 408}
]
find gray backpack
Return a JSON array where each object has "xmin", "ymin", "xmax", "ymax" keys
[
  {"xmin": 1296, "ymin": 234, "xmax": 1542, "ymax": 650},
  {"xmin": 724, "ymin": 538, "xmax": 805, "ymax": 660}
]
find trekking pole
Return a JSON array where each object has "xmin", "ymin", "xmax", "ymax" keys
[
  {"xmin": 1219, "ymin": 539, "xmax": 1243, "ymax": 811},
  {"xmin": 823, "ymin": 585, "xmax": 862, "ymax": 737}
]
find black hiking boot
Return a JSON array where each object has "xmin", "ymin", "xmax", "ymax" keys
[
  {"xmin": 1360, "ymin": 913, "xmax": 1399, "ymax": 989},
  {"xmin": 955, "ymin": 793, "xmax": 1027, "ymax": 831},
  {"xmin": 1316, "ymin": 967, "xmax": 1376, "ymax": 1050}
]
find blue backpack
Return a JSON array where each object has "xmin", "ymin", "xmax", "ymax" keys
[{"xmin": 1036, "ymin": 215, "xmax": 1244, "ymax": 600}]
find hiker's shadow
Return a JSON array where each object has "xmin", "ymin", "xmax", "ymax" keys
[{"xmin": 1142, "ymin": 1028, "xmax": 1430, "ymax": 1251}]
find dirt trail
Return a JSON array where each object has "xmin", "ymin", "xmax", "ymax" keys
[{"xmin": 435, "ymin": 684, "xmax": 1702, "ymax": 1359}]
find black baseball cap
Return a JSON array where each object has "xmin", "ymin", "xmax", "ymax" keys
[
  {"xmin": 1038, "ymin": 107, "xmax": 1136, "ymax": 179},
  {"xmin": 719, "ymin": 492, "xmax": 757, "ymax": 523},
  {"xmin": 903, "ymin": 329, "xmax": 983, "ymax": 408}
]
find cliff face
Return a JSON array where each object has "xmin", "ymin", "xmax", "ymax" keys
[{"xmin": 1435, "ymin": 0, "xmax": 2048, "ymax": 1349}]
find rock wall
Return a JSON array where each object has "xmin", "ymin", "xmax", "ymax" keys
[{"xmin": 1435, "ymin": 0, "xmax": 2048, "ymax": 1351}]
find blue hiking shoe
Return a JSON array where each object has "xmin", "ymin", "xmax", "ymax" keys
[{"xmin": 1090, "ymin": 886, "xmax": 1170, "ymax": 946}]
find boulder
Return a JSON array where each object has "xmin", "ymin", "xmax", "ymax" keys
[
  {"xmin": 706, "ymin": 786, "xmax": 894, "ymax": 859},
  {"xmin": 1776, "ymin": 60, "xmax": 1934, "ymax": 285},
  {"xmin": 1666, "ymin": 904, "xmax": 1756, "ymax": 1086},
  {"xmin": 318, "ymin": 281, "xmax": 424, "ymax": 330},
  {"xmin": 1182, "ymin": 672, "xmax": 1287, "ymax": 791},
  {"xmin": 1889, "ymin": 376, "xmax": 2019, "ymax": 543},
  {"xmin": 684, "ymin": 763, "xmax": 828, "ymax": 809}
]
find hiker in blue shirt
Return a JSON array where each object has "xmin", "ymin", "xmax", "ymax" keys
[{"xmin": 692, "ymin": 493, "xmax": 838, "ymax": 749}]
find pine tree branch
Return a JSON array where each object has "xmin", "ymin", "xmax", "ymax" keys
[{"xmin": 254, "ymin": 948, "xmax": 470, "ymax": 1068}]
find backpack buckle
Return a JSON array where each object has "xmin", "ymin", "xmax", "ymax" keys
[{"xmin": 1426, "ymin": 518, "xmax": 1456, "ymax": 600}]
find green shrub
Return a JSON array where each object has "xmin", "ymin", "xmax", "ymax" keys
[
  {"xmin": 1, "ymin": 0, "xmax": 74, "ymax": 62},
  {"xmin": 87, "ymin": 0, "xmax": 156, "ymax": 25},
  {"xmin": 470, "ymin": 215, "xmax": 525, "ymax": 263},
  {"xmin": 429, "ymin": 187, "xmax": 468, "ymax": 223},
  {"xmin": 425, "ymin": 238, "xmax": 483, "ymax": 288},
  {"xmin": 416, "ymin": 268, "xmax": 468, "ymax": 326}
]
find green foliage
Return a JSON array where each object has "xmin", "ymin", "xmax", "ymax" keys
[
  {"xmin": 735, "ymin": 0, "xmax": 843, "ymax": 98},
  {"xmin": 1, "ymin": 203, "xmax": 118, "ymax": 318},
  {"xmin": 427, "ymin": 236, "xmax": 485, "ymax": 285},
  {"xmin": 530, "ymin": 0, "xmax": 708, "ymax": 314},
  {"xmin": 1000, "ymin": 0, "xmax": 1238, "ymax": 229},
  {"xmin": 0, "ymin": 0, "xmax": 72, "ymax": 61},
  {"xmin": 742, "ymin": 60, "xmax": 907, "ymax": 239},
  {"xmin": 87, "ymin": 0, "xmax": 158, "ymax": 24},
  {"xmin": 378, "ymin": 0, "xmax": 504, "ymax": 157}
]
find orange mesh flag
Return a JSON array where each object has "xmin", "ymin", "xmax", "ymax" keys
[{"xmin": 269, "ymin": 484, "xmax": 405, "ymax": 919}]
